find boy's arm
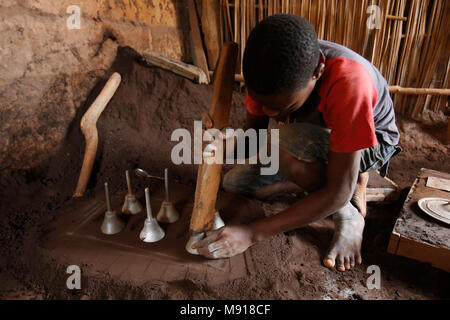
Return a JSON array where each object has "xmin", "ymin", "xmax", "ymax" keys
[
  {"xmin": 192, "ymin": 150, "xmax": 360, "ymax": 258},
  {"xmin": 249, "ymin": 150, "xmax": 360, "ymax": 241}
]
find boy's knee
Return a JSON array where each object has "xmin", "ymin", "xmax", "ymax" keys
[{"xmin": 222, "ymin": 171, "xmax": 238, "ymax": 193}]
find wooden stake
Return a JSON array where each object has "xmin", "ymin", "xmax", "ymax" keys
[{"xmin": 189, "ymin": 42, "xmax": 238, "ymax": 233}]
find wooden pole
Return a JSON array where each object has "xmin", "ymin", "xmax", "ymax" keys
[
  {"xmin": 389, "ymin": 86, "xmax": 450, "ymax": 95},
  {"xmin": 201, "ymin": 0, "xmax": 221, "ymax": 70},
  {"xmin": 211, "ymin": 71, "xmax": 450, "ymax": 96},
  {"xmin": 189, "ymin": 42, "xmax": 238, "ymax": 233},
  {"xmin": 187, "ymin": 0, "xmax": 211, "ymax": 83}
]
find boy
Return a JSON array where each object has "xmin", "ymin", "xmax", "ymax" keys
[{"xmin": 193, "ymin": 14, "xmax": 401, "ymax": 272}]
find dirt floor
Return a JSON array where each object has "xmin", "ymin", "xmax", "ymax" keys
[{"xmin": 0, "ymin": 47, "xmax": 449, "ymax": 300}]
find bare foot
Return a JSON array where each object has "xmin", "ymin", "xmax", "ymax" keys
[
  {"xmin": 323, "ymin": 202, "xmax": 365, "ymax": 271},
  {"xmin": 351, "ymin": 172, "xmax": 369, "ymax": 217}
]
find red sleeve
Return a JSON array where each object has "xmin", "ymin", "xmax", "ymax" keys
[
  {"xmin": 320, "ymin": 59, "xmax": 378, "ymax": 153},
  {"xmin": 245, "ymin": 93, "xmax": 266, "ymax": 116}
]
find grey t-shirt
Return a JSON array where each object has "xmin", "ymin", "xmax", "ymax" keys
[{"xmin": 318, "ymin": 40, "xmax": 400, "ymax": 147}]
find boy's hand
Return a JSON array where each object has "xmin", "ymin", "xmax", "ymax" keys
[
  {"xmin": 192, "ymin": 225, "xmax": 254, "ymax": 259},
  {"xmin": 202, "ymin": 128, "xmax": 235, "ymax": 163}
]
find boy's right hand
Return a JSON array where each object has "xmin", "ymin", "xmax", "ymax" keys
[{"xmin": 201, "ymin": 128, "xmax": 235, "ymax": 164}]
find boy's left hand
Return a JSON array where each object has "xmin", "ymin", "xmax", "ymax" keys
[{"xmin": 192, "ymin": 225, "xmax": 254, "ymax": 259}]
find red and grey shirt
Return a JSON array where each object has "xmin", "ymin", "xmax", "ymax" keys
[{"xmin": 245, "ymin": 40, "xmax": 400, "ymax": 153}]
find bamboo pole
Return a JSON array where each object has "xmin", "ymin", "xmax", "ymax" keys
[{"xmin": 212, "ymin": 72, "xmax": 450, "ymax": 96}]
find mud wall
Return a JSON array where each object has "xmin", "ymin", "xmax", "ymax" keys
[{"xmin": 0, "ymin": 0, "xmax": 190, "ymax": 172}]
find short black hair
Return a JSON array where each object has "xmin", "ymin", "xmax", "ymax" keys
[{"xmin": 243, "ymin": 14, "xmax": 319, "ymax": 95}]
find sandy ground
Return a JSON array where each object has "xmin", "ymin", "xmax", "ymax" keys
[{"xmin": 0, "ymin": 47, "xmax": 449, "ymax": 300}]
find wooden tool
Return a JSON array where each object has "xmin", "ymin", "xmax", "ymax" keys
[
  {"xmin": 73, "ymin": 72, "xmax": 121, "ymax": 198},
  {"xmin": 188, "ymin": 42, "xmax": 238, "ymax": 236}
]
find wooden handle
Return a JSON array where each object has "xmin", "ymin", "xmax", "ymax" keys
[
  {"xmin": 189, "ymin": 42, "xmax": 238, "ymax": 233},
  {"xmin": 73, "ymin": 72, "xmax": 121, "ymax": 198}
]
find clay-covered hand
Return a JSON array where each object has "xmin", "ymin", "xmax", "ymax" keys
[
  {"xmin": 202, "ymin": 127, "xmax": 235, "ymax": 163},
  {"xmin": 192, "ymin": 225, "xmax": 254, "ymax": 259}
]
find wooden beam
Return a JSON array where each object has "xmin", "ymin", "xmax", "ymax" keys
[
  {"xmin": 189, "ymin": 42, "xmax": 238, "ymax": 233},
  {"xmin": 187, "ymin": 0, "xmax": 211, "ymax": 83},
  {"xmin": 143, "ymin": 49, "xmax": 208, "ymax": 84},
  {"xmin": 201, "ymin": 0, "xmax": 221, "ymax": 70},
  {"xmin": 389, "ymin": 86, "xmax": 450, "ymax": 95},
  {"xmin": 211, "ymin": 71, "xmax": 450, "ymax": 96},
  {"xmin": 386, "ymin": 15, "xmax": 407, "ymax": 21}
]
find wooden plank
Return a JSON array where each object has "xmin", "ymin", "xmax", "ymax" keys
[
  {"xmin": 389, "ymin": 234, "xmax": 450, "ymax": 272},
  {"xmin": 142, "ymin": 49, "xmax": 208, "ymax": 84},
  {"xmin": 387, "ymin": 231, "xmax": 401, "ymax": 255},
  {"xmin": 427, "ymin": 176, "xmax": 450, "ymax": 192},
  {"xmin": 367, "ymin": 170, "xmax": 400, "ymax": 202},
  {"xmin": 187, "ymin": 0, "xmax": 211, "ymax": 83},
  {"xmin": 366, "ymin": 188, "xmax": 399, "ymax": 202}
]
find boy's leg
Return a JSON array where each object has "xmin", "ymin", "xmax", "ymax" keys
[
  {"xmin": 222, "ymin": 164, "xmax": 286, "ymax": 196},
  {"xmin": 253, "ymin": 122, "xmax": 368, "ymax": 272},
  {"xmin": 352, "ymin": 138, "xmax": 402, "ymax": 218},
  {"xmin": 223, "ymin": 122, "xmax": 399, "ymax": 271},
  {"xmin": 278, "ymin": 141, "xmax": 365, "ymax": 271},
  {"xmin": 351, "ymin": 171, "xmax": 369, "ymax": 217},
  {"xmin": 324, "ymin": 138, "xmax": 401, "ymax": 270},
  {"xmin": 222, "ymin": 122, "xmax": 330, "ymax": 198}
]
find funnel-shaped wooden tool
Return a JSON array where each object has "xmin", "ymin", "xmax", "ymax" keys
[
  {"xmin": 122, "ymin": 170, "xmax": 143, "ymax": 215},
  {"xmin": 186, "ymin": 42, "xmax": 238, "ymax": 253},
  {"xmin": 73, "ymin": 73, "xmax": 122, "ymax": 198}
]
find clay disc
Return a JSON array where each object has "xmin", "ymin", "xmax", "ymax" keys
[{"xmin": 417, "ymin": 197, "xmax": 450, "ymax": 225}]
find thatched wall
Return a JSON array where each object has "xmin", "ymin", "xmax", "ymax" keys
[{"xmin": 206, "ymin": 0, "xmax": 449, "ymax": 121}]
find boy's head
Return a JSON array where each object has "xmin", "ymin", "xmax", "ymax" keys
[{"xmin": 243, "ymin": 14, "xmax": 324, "ymax": 117}]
